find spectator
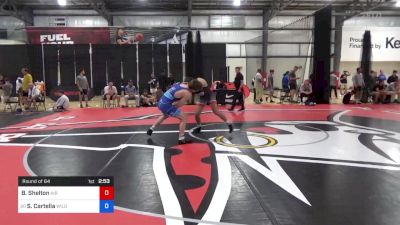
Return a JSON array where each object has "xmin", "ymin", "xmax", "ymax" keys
[
  {"xmin": 299, "ymin": 79, "xmax": 313, "ymax": 103},
  {"xmin": 266, "ymin": 69, "xmax": 275, "ymax": 103},
  {"xmin": 378, "ymin": 70, "xmax": 387, "ymax": 82},
  {"xmin": 1, "ymin": 78, "xmax": 13, "ymax": 104},
  {"xmin": 387, "ymin": 70, "xmax": 398, "ymax": 84},
  {"xmin": 20, "ymin": 68, "xmax": 33, "ymax": 106},
  {"xmin": 253, "ymin": 69, "xmax": 263, "ymax": 104},
  {"xmin": 330, "ymin": 72, "xmax": 338, "ymax": 99},
  {"xmin": 387, "ymin": 80, "xmax": 400, "ymax": 103},
  {"xmin": 352, "ymin": 67, "xmax": 365, "ymax": 104},
  {"xmin": 282, "ymin": 71, "xmax": 290, "ymax": 92},
  {"xmin": 26, "ymin": 83, "xmax": 41, "ymax": 110},
  {"xmin": 140, "ymin": 90, "xmax": 156, "ymax": 106},
  {"xmin": 148, "ymin": 73, "xmax": 159, "ymax": 94},
  {"xmin": 76, "ymin": 68, "xmax": 90, "ymax": 108},
  {"xmin": 289, "ymin": 66, "xmax": 300, "ymax": 102},
  {"xmin": 53, "ymin": 90, "xmax": 70, "ymax": 112},
  {"xmin": 116, "ymin": 28, "xmax": 134, "ymax": 45},
  {"xmin": 123, "ymin": 80, "xmax": 139, "ymax": 108},
  {"xmin": 340, "ymin": 71, "xmax": 350, "ymax": 95},
  {"xmin": 372, "ymin": 80, "xmax": 388, "ymax": 103},
  {"xmin": 103, "ymin": 82, "xmax": 120, "ymax": 108},
  {"xmin": 16, "ymin": 76, "xmax": 23, "ymax": 94},
  {"xmin": 229, "ymin": 67, "xmax": 245, "ymax": 111},
  {"xmin": 343, "ymin": 90, "xmax": 356, "ymax": 105}
]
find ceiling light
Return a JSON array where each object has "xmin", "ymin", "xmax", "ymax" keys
[
  {"xmin": 233, "ymin": 0, "xmax": 241, "ymax": 6},
  {"xmin": 396, "ymin": 0, "xmax": 400, "ymax": 7},
  {"xmin": 58, "ymin": 0, "xmax": 67, "ymax": 6}
]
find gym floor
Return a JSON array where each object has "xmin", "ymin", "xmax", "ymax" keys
[{"xmin": 0, "ymin": 104, "xmax": 399, "ymax": 225}]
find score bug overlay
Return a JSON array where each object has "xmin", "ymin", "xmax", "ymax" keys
[{"xmin": 18, "ymin": 177, "xmax": 114, "ymax": 213}]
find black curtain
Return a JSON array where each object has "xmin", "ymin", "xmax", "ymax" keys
[
  {"xmin": 108, "ymin": 45, "xmax": 123, "ymax": 86},
  {"xmin": 43, "ymin": 45, "xmax": 59, "ymax": 94},
  {"xmin": 138, "ymin": 44, "xmax": 153, "ymax": 93},
  {"xmin": 74, "ymin": 44, "xmax": 90, "ymax": 86},
  {"xmin": 59, "ymin": 45, "xmax": 75, "ymax": 86},
  {"xmin": 92, "ymin": 45, "xmax": 110, "ymax": 94},
  {"xmin": 361, "ymin": 31, "xmax": 373, "ymax": 102},
  {"xmin": 202, "ymin": 44, "xmax": 226, "ymax": 83},
  {"xmin": 312, "ymin": 5, "xmax": 332, "ymax": 104},
  {"xmin": 154, "ymin": 44, "xmax": 168, "ymax": 91},
  {"xmin": 194, "ymin": 31, "xmax": 204, "ymax": 77},
  {"xmin": 27, "ymin": 45, "xmax": 44, "ymax": 83},
  {"xmin": 185, "ymin": 32, "xmax": 194, "ymax": 78},
  {"xmin": 169, "ymin": 44, "xmax": 183, "ymax": 82},
  {"xmin": 0, "ymin": 45, "xmax": 30, "ymax": 83},
  {"xmin": 122, "ymin": 45, "xmax": 137, "ymax": 85}
]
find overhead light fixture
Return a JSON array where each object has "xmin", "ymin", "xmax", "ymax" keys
[
  {"xmin": 396, "ymin": 0, "xmax": 400, "ymax": 7},
  {"xmin": 233, "ymin": 0, "xmax": 241, "ymax": 6},
  {"xmin": 58, "ymin": 0, "xmax": 67, "ymax": 6}
]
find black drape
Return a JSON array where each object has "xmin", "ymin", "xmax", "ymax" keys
[
  {"xmin": 92, "ymin": 45, "xmax": 109, "ymax": 94},
  {"xmin": 122, "ymin": 45, "xmax": 137, "ymax": 85},
  {"xmin": 185, "ymin": 32, "xmax": 194, "ymax": 78},
  {"xmin": 59, "ymin": 45, "xmax": 75, "ymax": 86},
  {"xmin": 312, "ymin": 5, "xmax": 332, "ymax": 104},
  {"xmin": 361, "ymin": 31, "xmax": 373, "ymax": 102},
  {"xmin": 169, "ymin": 44, "xmax": 183, "ymax": 82},
  {"xmin": 0, "ymin": 45, "xmax": 30, "ymax": 83},
  {"xmin": 138, "ymin": 44, "xmax": 153, "ymax": 93},
  {"xmin": 202, "ymin": 44, "xmax": 226, "ymax": 83},
  {"xmin": 44, "ymin": 45, "xmax": 59, "ymax": 93},
  {"xmin": 154, "ymin": 44, "xmax": 168, "ymax": 91},
  {"xmin": 27, "ymin": 45, "xmax": 44, "ymax": 83},
  {"xmin": 194, "ymin": 31, "xmax": 204, "ymax": 77}
]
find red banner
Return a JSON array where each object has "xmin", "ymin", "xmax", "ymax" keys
[{"xmin": 26, "ymin": 27, "xmax": 111, "ymax": 44}]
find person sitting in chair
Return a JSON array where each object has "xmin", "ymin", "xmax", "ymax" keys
[
  {"xmin": 141, "ymin": 90, "xmax": 156, "ymax": 106},
  {"xmin": 387, "ymin": 80, "xmax": 400, "ymax": 103},
  {"xmin": 299, "ymin": 79, "xmax": 313, "ymax": 103},
  {"xmin": 1, "ymin": 78, "xmax": 13, "ymax": 104},
  {"xmin": 26, "ymin": 83, "xmax": 41, "ymax": 110},
  {"xmin": 123, "ymin": 80, "xmax": 139, "ymax": 108},
  {"xmin": 372, "ymin": 80, "xmax": 389, "ymax": 103},
  {"xmin": 103, "ymin": 82, "xmax": 120, "ymax": 108},
  {"xmin": 53, "ymin": 90, "xmax": 69, "ymax": 112}
]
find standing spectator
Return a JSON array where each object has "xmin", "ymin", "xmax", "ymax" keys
[
  {"xmin": 254, "ymin": 69, "xmax": 263, "ymax": 104},
  {"xmin": 148, "ymin": 73, "xmax": 159, "ymax": 94},
  {"xmin": 21, "ymin": 68, "xmax": 33, "ymax": 99},
  {"xmin": 26, "ymin": 83, "xmax": 41, "ymax": 110},
  {"xmin": 340, "ymin": 71, "xmax": 350, "ymax": 95},
  {"xmin": 299, "ymin": 79, "xmax": 313, "ymax": 103},
  {"xmin": 387, "ymin": 70, "xmax": 398, "ymax": 84},
  {"xmin": 166, "ymin": 74, "xmax": 176, "ymax": 90},
  {"xmin": 16, "ymin": 76, "xmax": 23, "ymax": 94},
  {"xmin": 123, "ymin": 80, "xmax": 139, "ymax": 108},
  {"xmin": 76, "ymin": 68, "xmax": 90, "ymax": 108},
  {"xmin": 1, "ymin": 78, "xmax": 13, "ymax": 104},
  {"xmin": 103, "ymin": 82, "xmax": 120, "ymax": 108},
  {"xmin": 53, "ymin": 90, "xmax": 70, "ymax": 112},
  {"xmin": 229, "ymin": 67, "xmax": 245, "ymax": 111},
  {"xmin": 266, "ymin": 69, "xmax": 275, "ymax": 103},
  {"xmin": 289, "ymin": 66, "xmax": 300, "ymax": 102},
  {"xmin": 330, "ymin": 72, "xmax": 338, "ymax": 99},
  {"xmin": 282, "ymin": 71, "xmax": 290, "ymax": 91},
  {"xmin": 387, "ymin": 80, "xmax": 400, "ymax": 103},
  {"xmin": 352, "ymin": 67, "xmax": 365, "ymax": 104}
]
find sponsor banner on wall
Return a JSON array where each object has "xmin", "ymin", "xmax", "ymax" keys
[
  {"xmin": 26, "ymin": 27, "xmax": 111, "ymax": 44},
  {"xmin": 341, "ymin": 27, "xmax": 400, "ymax": 61}
]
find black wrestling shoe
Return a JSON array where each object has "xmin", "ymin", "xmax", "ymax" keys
[
  {"xmin": 178, "ymin": 139, "xmax": 193, "ymax": 145},
  {"xmin": 193, "ymin": 126, "xmax": 202, "ymax": 133},
  {"xmin": 238, "ymin": 107, "xmax": 245, "ymax": 111},
  {"xmin": 147, "ymin": 128, "xmax": 153, "ymax": 136},
  {"xmin": 228, "ymin": 124, "xmax": 233, "ymax": 133}
]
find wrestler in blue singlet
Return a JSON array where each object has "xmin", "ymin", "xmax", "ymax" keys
[{"xmin": 158, "ymin": 83, "xmax": 188, "ymax": 117}]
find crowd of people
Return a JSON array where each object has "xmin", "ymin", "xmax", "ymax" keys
[
  {"xmin": 1, "ymin": 65, "xmax": 399, "ymax": 113},
  {"xmin": 248, "ymin": 66, "xmax": 400, "ymax": 105}
]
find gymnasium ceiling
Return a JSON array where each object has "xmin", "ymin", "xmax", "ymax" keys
[{"xmin": 8, "ymin": 0, "xmax": 399, "ymax": 12}]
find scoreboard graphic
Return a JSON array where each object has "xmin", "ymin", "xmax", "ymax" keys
[{"xmin": 18, "ymin": 177, "xmax": 114, "ymax": 213}]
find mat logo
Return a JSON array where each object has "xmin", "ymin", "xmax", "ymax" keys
[{"xmin": 0, "ymin": 133, "xmax": 26, "ymax": 142}]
